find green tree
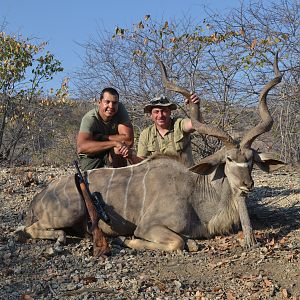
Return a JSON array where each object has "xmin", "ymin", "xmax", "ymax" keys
[{"xmin": 0, "ymin": 32, "xmax": 64, "ymax": 164}]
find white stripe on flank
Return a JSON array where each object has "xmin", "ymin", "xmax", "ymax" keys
[
  {"xmin": 105, "ymin": 169, "xmax": 115, "ymax": 204},
  {"xmin": 235, "ymin": 162, "xmax": 251, "ymax": 168},
  {"xmin": 53, "ymin": 178, "xmax": 61, "ymax": 203},
  {"xmin": 123, "ymin": 166, "xmax": 133, "ymax": 219},
  {"xmin": 63, "ymin": 178, "xmax": 72, "ymax": 207},
  {"xmin": 140, "ymin": 162, "xmax": 150, "ymax": 216}
]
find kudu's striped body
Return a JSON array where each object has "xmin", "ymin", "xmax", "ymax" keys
[
  {"xmin": 23, "ymin": 53, "xmax": 284, "ymax": 251},
  {"xmin": 23, "ymin": 154, "xmax": 251, "ymax": 250}
]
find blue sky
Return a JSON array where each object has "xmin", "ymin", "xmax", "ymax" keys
[{"xmin": 1, "ymin": 0, "xmax": 248, "ymax": 94}]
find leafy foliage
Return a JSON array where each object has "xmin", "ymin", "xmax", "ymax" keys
[{"xmin": 0, "ymin": 32, "xmax": 67, "ymax": 165}]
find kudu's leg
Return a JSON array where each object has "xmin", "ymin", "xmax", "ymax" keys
[
  {"xmin": 25, "ymin": 222, "xmax": 66, "ymax": 244},
  {"xmin": 126, "ymin": 225, "xmax": 184, "ymax": 251}
]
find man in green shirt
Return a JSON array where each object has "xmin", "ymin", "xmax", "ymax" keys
[
  {"xmin": 77, "ymin": 87, "xmax": 134, "ymax": 171},
  {"xmin": 135, "ymin": 93, "xmax": 199, "ymax": 167}
]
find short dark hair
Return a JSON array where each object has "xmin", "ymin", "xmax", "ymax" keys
[{"xmin": 100, "ymin": 87, "xmax": 119, "ymax": 100}]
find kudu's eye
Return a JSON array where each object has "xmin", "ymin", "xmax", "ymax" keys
[{"xmin": 227, "ymin": 157, "xmax": 233, "ymax": 162}]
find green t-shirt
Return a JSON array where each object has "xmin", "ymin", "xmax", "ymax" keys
[
  {"xmin": 137, "ymin": 117, "xmax": 194, "ymax": 167},
  {"xmin": 78, "ymin": 102, "xmax": 131, "ymax": 171}
]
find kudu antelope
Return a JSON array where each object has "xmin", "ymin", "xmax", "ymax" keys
[{"xmin": 21, "ymin": 54, "xmax": 284, "ymax": 252}]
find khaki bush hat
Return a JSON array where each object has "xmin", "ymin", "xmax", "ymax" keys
[{"xmin": 144, "ymin": 95, "xmax": 177, "ymax": 113}]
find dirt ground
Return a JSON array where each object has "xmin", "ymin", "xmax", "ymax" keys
[{"xmin": 0, "ymin": 165, "xmax": 299, "ymax": 299}]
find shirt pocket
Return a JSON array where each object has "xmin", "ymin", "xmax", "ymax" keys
[{"xmin": 148, "ymin": 138, "xmax": 158, "ymax": 153}]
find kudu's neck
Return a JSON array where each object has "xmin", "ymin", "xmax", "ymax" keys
[
  {"xmin": 191, "ymin": 165, "xmax": 242, "ymax": 237},
  {"xmin": 190, "ymin": 166, "xmax": 231, "ymax": 210}
]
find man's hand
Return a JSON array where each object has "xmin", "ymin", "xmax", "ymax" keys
[
  {"xmin": 114, "ymin": 141, "xmax": 130, "ymax": 158},
  {"xmin": 113, "ymin": 144, "xmax": 144, "ymax": 164},
  {"xmin": 184, "ymin": 92, "xmax": 200, "ymax": 105}
]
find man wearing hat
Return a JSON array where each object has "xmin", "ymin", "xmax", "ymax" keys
[{"xmin": 135, "ymin": 93, "xmax": 199, "ymax": 167}]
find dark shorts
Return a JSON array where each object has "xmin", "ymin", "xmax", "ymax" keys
[{"xmin": 78, "ymin": 152, "xmax": 109, "ymax": 171}]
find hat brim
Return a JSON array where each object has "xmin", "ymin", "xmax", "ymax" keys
[{"xmin": 144, "ymin": 103, "xmax": 177, "ymax": 113}]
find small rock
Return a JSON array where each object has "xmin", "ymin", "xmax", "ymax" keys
[
  {"xmin": 66, "ymin": 283, "xmax": 76, "ymax": 291},
  {"xmin": 3, "ymin": 252, "xmax": 11, "ymax": 259},
  {"xmin": 105, "ymin": 263, "xmax": 113, "ymax": 270},
  {"xmin": 174, "ymin": 280, "xmax": 182, "ymax": 289},
  {"xmin": 186, "ymin": 239, "xmax": 200, "ymax": 252},
  {"xmin": 45, "ymin": 247, "xmax": 55, "ymax": 255},
  {"xmin": 8, "ymin": 239, "xmax": 15, "ymax": 248},
  {"xmin": 54, "ymin": 242, "xmax": 64, "ymax": 253},
  {"xmin": 13, "ymin": 266, "xmax": 22, "ymax": 274},
  {"xmin": 3, "ymin": 258, "xmax": 11, "ymax": 266}
]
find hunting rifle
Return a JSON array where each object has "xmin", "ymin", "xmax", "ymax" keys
[
  {"xmin": 74, "ymin": 160, "xmax": 110, "ymax": 224},
  {"xmin": 74, "ymin": 160, "xmax": 110, "ymax": 256}
]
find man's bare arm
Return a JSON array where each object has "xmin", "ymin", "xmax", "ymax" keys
[
  {"xmin": 77, "ymin": 123, "xmax": 134, "ymax": 155},
  {"xmin": 92, "ymin": 123, "xmax": 133, "ymax": 146},
  {"xmin": 77, "ymin": 132, "xmax": 123, "ymax": 154},
  {"xmin": 111, "ymin": 123, "xmax": 134, "ymax": 147}
]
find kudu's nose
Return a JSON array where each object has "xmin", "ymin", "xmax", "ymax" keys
[{"xmin": 244, "ymin": 180, "xmax": 254, "ymax": 190}]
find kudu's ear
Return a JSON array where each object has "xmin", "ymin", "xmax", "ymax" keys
[
  {"xmin": 253, "ymin": 151, "xmax": 286, "ymax": 173},
  {"xmin": 189, "ymin": 148, "xmax": 226, "ymax": 175},
  {"xmin": 189, "ymin": 162, "xmax": 218, "ymax": 175}
]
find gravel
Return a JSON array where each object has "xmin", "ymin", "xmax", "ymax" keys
[{"xmin": 0, "ymin": 165, "xmax": 299, "ymax": 300}]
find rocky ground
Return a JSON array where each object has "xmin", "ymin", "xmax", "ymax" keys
[{"xmin": 0, "ymin": 165, "xmax": 299, "ymax": 300}]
